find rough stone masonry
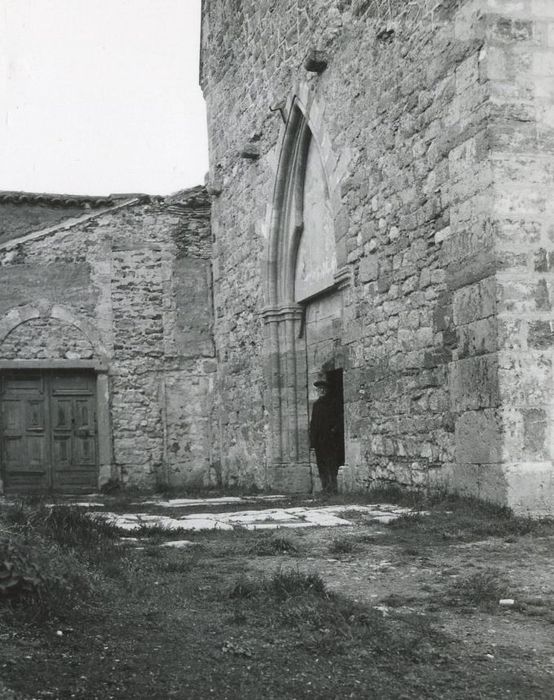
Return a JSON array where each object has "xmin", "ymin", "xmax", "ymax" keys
[
  {"xmin": 200, "ymin": 0, "xmax": 554, "ymax": 514},
  {"xmin": 0, "ymin": 189, "xmax": 216, "ymax": 492}
]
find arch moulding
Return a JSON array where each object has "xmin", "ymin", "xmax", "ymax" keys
[
  {"xmin": 0, "ymin": 304, "xmax": 109, "ymax": 370},
  {"xmin": 261, "ymin": 85, "xmax": 353, "ymax": 491}
]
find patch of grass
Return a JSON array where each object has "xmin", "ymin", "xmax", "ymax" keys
[
  {"xmin": 227, "ymin": 567, "xmax": 443, "ymax": 658},
  {"xmin": 444, "ymin": 568, "xmax": 511, "ymax": 610},
  {"xmin": 379, "ymin": 593, "xmax": 418, "ymax": 608},
  {"xmin": 0, "ymin": 503, "xmax": 121, "ymax": 623},
  {"xmin": 328, "ymin": 536, "xmax": 358, "ymax": 555},
  {"xmin": 268, "ymin": 568, "xmax": 328, "ymax": 601},
  {"xmin": 248, "ymin": 534, "xmax": 298, "ymax": 556},
  {"xmin": 2, "ymin": 503, "xmax": 118, "ymax": 549},
  {"xmin": 228, "ymin": 575, "xmax": 262, "ymax": 600},
  {"xmin": 157, "ymin": 558, "xmax": 195, "ymax": 574},
  {"xmin": 0, "ymin": 533, "xmax": 102, "ymax": 623},
  {"xmin": 228, "ymin": 568, "xmax": 328, "ymax": 601},
  {"xmin": 113, "ymin": 524, "xmax": 188, "ymax": 540},
  {"xmin": 385, "ymin": 496, "xmax": 554, "ymax": 544},
  {"xmin": 291, "ymin": 596, "xmax": 439, "ymax": 658},
  {"xmin": 46, "ymin": 507, "xmax": 119, "ymax": 548}
]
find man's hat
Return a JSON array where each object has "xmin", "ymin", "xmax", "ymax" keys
[{"xmin": 314, "ymin": 379, "xmax": 329, "ymax": 387}]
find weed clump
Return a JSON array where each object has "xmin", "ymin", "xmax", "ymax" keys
[
  {"xmin": 0, "ymin": 503, "xmax": 119, "ymax": 623},
  {"xmin": 268, "ymin": 568, "xmax": 327, "ymax": 600},
  {"xmin": 0, "ymin": 539, "xmax": 41, "ymax": 602},
  {"xmin": 445, "ymin": 568, "xmax": 511, "ymax": 610},
  {"xmin": 229, "ymin": 568, "xmax": 327, "ymax": 601},
  {"xmin": 46, "ymin": 507, "xmax": 118, "ymax": 547},
  {"xmin": 248, "ymin": 534, "xmax": 298, "ymax": 556},
  {"xmin": 386, "ymin": 496, "xmax": 554, "ymax": 543},
  {"xmin": 329, "ymin": 537, "xmax": 358, "ymax": 555}
]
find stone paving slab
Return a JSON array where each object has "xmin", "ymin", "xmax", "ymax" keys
[
  {"xmin": 90, "ymin": 503, "xmax": 418, "ymax": 533},
  {"xmin": 137, "ymin": 495, "xmax": 288, "ymax": 508}
]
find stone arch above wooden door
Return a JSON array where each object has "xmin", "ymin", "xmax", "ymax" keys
[{"xmin": 0, "ymin": 304, "xmax": 108, "ymax": 366}]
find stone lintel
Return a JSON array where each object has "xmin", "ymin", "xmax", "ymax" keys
[{"xmin": 0, "ymin": 359, "xmax": 108, "ymax": 372}]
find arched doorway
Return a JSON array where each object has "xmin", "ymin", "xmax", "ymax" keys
[{"xmin": 263, "ymin": 96, "xmax": 350, "ymax": 491}]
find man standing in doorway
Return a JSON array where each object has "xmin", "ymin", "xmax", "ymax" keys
[{"xmin": 309, "ymin": 378, "xmax": 342, "ymax": 494}]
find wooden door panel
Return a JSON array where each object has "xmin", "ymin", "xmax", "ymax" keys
[
  {"xmin": 52, "ymin": 398, "xmax": 73, "ymax": 431},
  {"xmin": 2, "ymin": 373, "xmax": 44, "ymax": 395},
  {"xmin": 52, "ymin": 434, "xmax": 72, "ymax": 465},
  {"xmin": 51, "ymin": 379, "xmax": 98, "ymax": 492},
  {"xmin": 26, "ymin": 400, "xmax": 45, "ymax": 432},
  {"xmin": 27, "ymin": 435, "xmax": 47, "ymax": 468},
  {"xmin": 2, "ymin": 400, "xmax": 23, "ymax": 435},
  {"xmin": 51, "ymin": 373, "xmax": 95, "ymax": 396},
  {"xmin": 1, "ymin": 380, "xmax": 49, "ymax": 493},
  {"xmin": 1, "ymin": 371, "xmax": 99, "ymax": 494},
  {"xmin": 3, "ymin": 435, "xmax": 26, "ymax": 467},
  {"xmin": 74, "ymin": 434, "xmax": 96, "ymax": 466},
  {"xmin": 74, "ymin": 398, "xmax": 94, "ymax": 430}
]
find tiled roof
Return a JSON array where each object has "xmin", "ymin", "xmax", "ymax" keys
[
  {"xmin": 164, "ymin": 185, "xmax": 210, "ymax": 210},
  {"xmin": 0, "ymin": 186, "xmax": 210, "ymax": 248},
  {"xmin": 0, "ymin": 191, "xmax": 148, "ymax": 207}
]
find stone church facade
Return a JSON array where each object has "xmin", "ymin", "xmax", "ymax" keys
[
  {"xmin": 0, "ymin": 189, "xmax": 216, "ymax": 494},
  {"xmin": 2, "ymin": 0, "xmax": 554, "ymax": 515},
  {"xmin": 200, "ymin": 0, "xmax": 554, "ymax": 514}
]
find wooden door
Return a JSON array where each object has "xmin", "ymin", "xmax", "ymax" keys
[
  {"xmin": 0, "ymin": 372, "xmax": 49, "ymax": 493},
  {"xmin": 51, "ymin": 373, "xmax": 97, "ymax": 492},
  {"xmin": 0, "ymin": 371, "xmax": 98, "ymax": 494}
]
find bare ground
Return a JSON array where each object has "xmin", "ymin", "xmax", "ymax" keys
[{"xmin": 1, "ymin": 494, "xmax": 553, "ymax": 699}]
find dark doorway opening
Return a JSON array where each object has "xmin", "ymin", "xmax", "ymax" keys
[{"xmin": 325, "ymin": 368, "xmax": 345, "ymax": 466}]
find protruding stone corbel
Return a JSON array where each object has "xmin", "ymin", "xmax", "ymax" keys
[
  {"xmin": 270, "ymin": 100, "xmax": 287, "ymax": 123},
  {"xmin": 376, "ymin": 23, "xmax": 396, "ymax": 44},
  {"xmin": 207, "ymin": 180, "xmax": 223, "ymax": 196},
  {"xmin": 334, "ymin": 265, "xmax": 352, "ymax": 290},
  {"xmin": 303, "ymin": 49, "xmax": 328, "ymax": 74},
  {"xmin": 240, "ymin": 143, "xmax": 260, "ymax": 160}
]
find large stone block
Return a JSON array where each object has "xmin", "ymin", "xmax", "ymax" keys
[
  {"xmin": 449, "ymin": 354, "xmax": 500, "ymax": 412},
  {"xmin": 455, "ymin": 409, "xmax": 503, "ymax": 464},
  {"xmin": 458, "ymin": 317, "xmax": 498, "ymax": 358},
  {"xmin": 453, "ymin": 277, "xmax": 496, "ymax": 326},
  {"xmin": 505, "ymin": 461, "xmax": 554, "ymax": 516},
  {"xmin": 446, "ymin": 461, "xmax": 509, "ymax": 505},
  {"xmin": 359, "ymin": 255, "xmax": 378, "ymax": 283}
]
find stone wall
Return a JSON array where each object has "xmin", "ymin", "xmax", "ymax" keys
[
  {"xmin": 483, "ymin": 0, "xmax": 554, "ymax": 513},
  {"xmin": 201, "ymin": 0, "xmax": 554, "ymax": 512},
  {"xmin": 0, "ymin": 187, "xmax": 215, "ymax": 489}
]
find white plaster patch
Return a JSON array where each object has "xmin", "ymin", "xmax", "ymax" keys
[
  {"xmin": 46, "ymin": 502, "xmax": 104, "ymax": 508},
  {"xmin": 160, "ymin": 540, "xmax": 197, "ymax": 548},
  {"xmin": 137, "ymin": 495, "xmax": 287, "ymax": 508},
  {"xmin": 88, "ymin": 502, "xmax": 420, "ymax": 534}
]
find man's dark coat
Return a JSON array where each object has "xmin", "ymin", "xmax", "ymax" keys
[{"xmin": 309, "ymin": 395, "xmax": 341, "ymax": 464}]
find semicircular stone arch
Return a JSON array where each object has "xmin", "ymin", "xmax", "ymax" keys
[
  {"xmin": 0, "ymin": 304, "xmax": 108, "ymax": 364},
  {"xmin": 262, "ymin": 88, "xmax": 352, "ymax": 492}
]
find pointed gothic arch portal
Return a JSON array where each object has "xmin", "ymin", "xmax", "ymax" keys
[{"xmin": 263, "ymin": 99, "xmax": 350, "ymax": 492}]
